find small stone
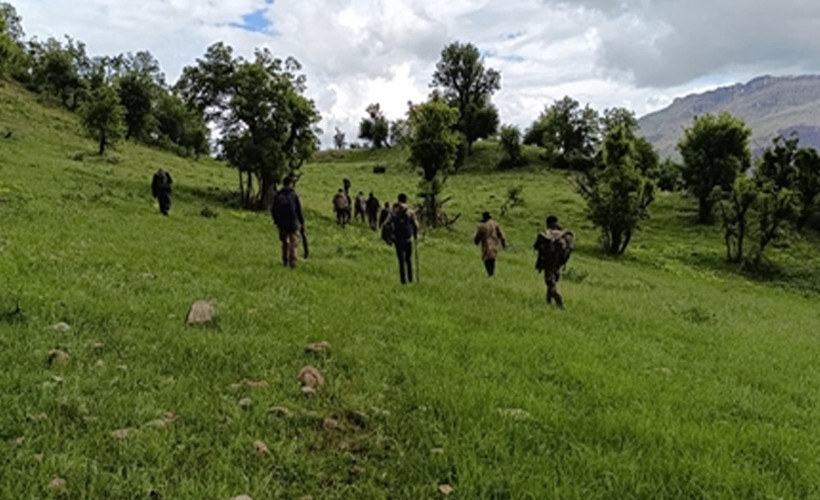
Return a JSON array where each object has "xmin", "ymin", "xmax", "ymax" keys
[
  {"xmin": 230, "ymin": 495, "xmax": 253, "ymax": 500},
  {"xmin": 51, "ymin": 322, "xmax": 70, "ymax": 332},
  {"xmin": 31, "ymin": 413, "xmax": 48, "ymax": 421},
  {"xmin": 239, "ymin": 398, "xmax": 252, "ymax": 409},
  {"xmin": 94, "ymin": 359, "xmax": 105, "ymax": 368},
  {"xmin": 48, "ymin": 349, "xmax": 70, "ymax": 365},
  {"xmin": 141, "ymin": 272, "xmax": 157, "ymax": 280},
  {"xmin": 50, "ymin": 376, "xmax": 64, "ymax": 384},
  {"xmin": 305, "ymin": 341, "xmax": 331, "ymax": 354},
  {"xmin": 439, "ymin": 484, "xmax": 453, "ymax": 495},
  {"xmin": 497, "ymin": 408, "xmax": 531, "ymax": 420},
  {"xmin": 297, "ymin": 366, "xmax": 324, "ymax": 388},
  {"xmin": 111, "ymin": 428, "xmax": 133, "ymax": 440},
  {"xmin": 301, "ymin": 386, "xmax": 316, "ymax": 396},
  {"xmin": 91, "ymin": 341, "xmax": 104, "ymax": 349},
  {"xmin": 33, "ymin": 453, "xmax": 44, "ymax": 463},
  {"xmin": 431, "ymin": 447, "xmax": 444, "ymax": 454},
  {"xmin": 48, "ymin": 476, "xmax": 66, "ymax": 490},
  {"xmin": 14, "ymin": 436, "xmax": 24, "ymax": 446},
  {"xmin": 268, "ymin": 406, "xmax": 293, "ymax": 417},
  {"xmin": 322, "ymin": 417, "xmax": 340, "ymax": 431},
  {"xmin": 349, "ymin": 465, "xmax": 365, "ymax": 476},
  {"xmin": 245, "ymin": 380, "xmax": 268, "ymax": 389},
  {"xmin": 253, "ymin": 440, "xmax": 269, "ymax": 454},
  {"xmin": 146, "ymin": 412, "xmax": 177, "ymax": 428},
  {"xmin": 186, "ymin": 300, "xmax": 215, "ymax": 325},
  {"xmin": 117, "ymin": 364, "xmax": 128, "ymax": 371}
]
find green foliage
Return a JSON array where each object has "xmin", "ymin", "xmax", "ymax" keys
[
  {"xmin": 677, "ymin": 112, "xmax": 751, "ymax": 224},
  {"xmin": 27, "ymin": 36, "xmax": 92, "ymax": 110},
  {"xmin": 431, "ymin": 41, "xmax": 500, "ymax": 155},
  {"xmin": 525, "ymin": 96, "xmax": 599, "ymax": 171},
  {"xmin": 0, "ymin": 2, "xmax": 25, "ymax": 78},
  {"xmin": 6, "ymin": 80, "xmax": 820, "ymax": 498},
  {"xmin": 755, "ymin": 184, "xmax": 800, "ymax": 263},
  {"xmin": 153, "ymin": 92, "xmax": 210, "ymax": 158},
  {"xmin": 177, "ymin": 43, "xmax": 320, "ymax": 208},
  {"xmin": 407, "ymin": 94, "xmax": 460, "ymax": 225},
  {"xmin": 600, "ymin": 107, "xmax": 638, "ymax": 136},
  {"xmin": 656, "ymin": 158, "xmax": 684, "ymax": 192},
  {"xmin": 358, "ymin": 103, "xmax": 389, "ymax": 149},
  {"xmin": 497, "ymin": 124, "xmax": 527, "ymax": 169},
  {"xmin": 580, "ymin": 125, "xmax": 655, "ymax": 255},
  {"xmin": 717, "ymin": 176, "xmax": 758, "ymax": 262},
  {"xmin": 333, "ymin": 127, "xmax": 346, "ymax": 149},
  {"xmin": 499, "ymin": 184, "xmax": 525, "ymax": 215},
  {"xmin": 117, "ymin": 73, "xmax": 155, "ymax": 141},
  {"xmin": 80, "ymin": 82, "xmax": 125, "ymax": 155},
  {"xmin": 389, "ymin": 118, "xmax": 409, "ymax": 148},
  {"xmin": 794, "ymin": 146, "xmax": 820, "ymax": 229}
]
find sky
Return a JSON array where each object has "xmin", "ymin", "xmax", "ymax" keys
[{"xmin": 11, "ymin": 0, "xmax": 820, "ymax": 148}]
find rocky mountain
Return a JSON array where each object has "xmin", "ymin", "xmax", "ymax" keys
[{"xmin": 638, "ymin": 75, "xmax": 820, "ymax": 159}]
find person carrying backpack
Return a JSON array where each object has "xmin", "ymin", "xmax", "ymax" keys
[
  {"xmin": 474, "ymin": 211, "xmax": 507, "ymax": 277},
  {"xmin": 271, "ymin": 176, "xmax": 306, "ymax": 268},
  {"xmin": 533, "ymin": 215, "xmax": 575, "ymax": 307},
  {"xmin": 382, "ymin": 193, "xmax": 419, "ymax": 284},
  {"xmin": 151, "ymin": 169, "xmax": 173, "ymax": 215}
]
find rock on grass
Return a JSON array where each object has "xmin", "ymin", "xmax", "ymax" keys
[{"xmin": 186, "ymin": 300, "xmax": 215, "ymax": 325}]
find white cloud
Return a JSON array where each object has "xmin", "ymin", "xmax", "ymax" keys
[{"xmin": 12, "ymin": 0, "xmax": 820, "ymax": 148}]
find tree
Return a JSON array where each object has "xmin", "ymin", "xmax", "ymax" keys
[
  {"xmin": 153, "ymin": 92, "xmax": 209, "ymax": 158},
  {"xmin": 0, "ymin": 2, "xmax": 25, "ymax": 78},
  {"xmin": 431, "ymin": 41, "xmax": 500, "ymax": 155},
  {"xmin": 794, "ymin": 147, "xmax": 820, "ymax": 229},
  {"xmin": 27, "ymin": 36, "xmax": 91, "ymax": 109},
  {"xmin": 177, "ymin": 43, "xmax": 320, "ymax": 208},
  {"xmin": 525, "ymin": 96, "xmax": 599, "ymax": 170},
  {"xmin": 578, "ymin": 125, "xmax": 655, "ymax": 255},
  {"xmin": 118, "ymin": 73, "xmax": 155, "ymax": 140},
  {"xmin": 358, "ymin": 103, "xmax": 389, "ymax": 148},
  {"xmin": 677, "ymin": 112, "xmax": 751, "ymax": 223},
  {"xmin": 407, "ymin": 94, "xmax": 460, "ymax": 226},
  {"xmin": 600, "ymin": 107, "xmax": 638, "ymax": 137},
  {"xmin": 755, "ymin": 185, "xmax": 799, "ymax": 263},
  {"xmin": 717, "ymin": 177, "xmax": 758, "ymax": 262},
  {"xmin": 333, "ymin": 127, "xmax": 346, "ymax": 150},
  {"xmin": 80, "ymin": 82, "xmax": 125, "ymax": 155},
  {"xmin": 389, "ymin": 119, "xmax": 409, "ymax": 147},
  {"xmin": 497, "ymin": 125, "xmax": 526, "ymax": 169}
]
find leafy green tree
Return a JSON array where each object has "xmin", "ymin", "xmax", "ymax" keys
[
  {"xmin": 600, "ymin": 107, "xmax": 638, "ymax": 137},
  {"xmin": 525, "ymin": 96, "xmax": 599, "ymax": 170},
  {"xmin": 80, "ymin": 82, "xmax": 125, "ymax": 155},
  {"xmin": 431, "ymin": 41, "xmax": 500, "ymax": 155},
  {"xmin": 27, "ymin": 36, "xmax": 91, "ymax": 109},
  {"xmin": 389, "ymin": 119, "xmax": 409, "ymax": 147},
  {"xmin": 794, "ymin": 147, "xmax": 820, "ymax": 229},
  {"xmin": 407, "ymin": 94, "xmax": 460, "ymax": 226},
  {"xmin": 0, "ymin": 2, "xmax": 25, "ymax": 78},
  {"xmin": 331, "ymin": 127, "xmax": 345, "ymax": 150},
  {"xmin": 579, "ymin": 125, "xmax": 655, "ymax": 255},
  {"xmin": 677, "ymin": 112, "xmax": 751, "ymax": 223},
  {"xmin": 153, "ymin": 92, "xmax": 209, "ymax": 158},
  {"xmin": 177, "ymin": 43, "xmax": 320, "ymax": 208},
  {"xmin": 757, "ymin": 135, "xmax": 799, "ymax": 191},
  {"xmin": 755, "ymin": 185, "xmax": 799, "ymax": 264},
  {"xmin": 717, "ymin": 177, "xmax": 758, "ymax": 262},
  {"xmin": 358, "ymin": 103, "xmax": 389, "ymax": 148},
  {"xmin": 497, "ymin": 125, "xmax": 526, "ymax": 169},
  {"xmin": 118, "ymin": 73, "xmax": 155, "ymax": 140}
]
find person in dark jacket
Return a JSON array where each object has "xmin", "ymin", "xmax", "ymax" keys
[
  {"xmin": 366, "ymin": 192, "xmax": 380, "ymax": 230},
  {"xmin": 378, "ymin": 201, "xmax": 391, "ymax": 229},
  {"xmin": 151, "ymin": 169, "xmax": 173, "ymax": 215},
  {"xmin": 271, "ymin": 176, "xmax": 306, "ymax": 268},
  {"xmin": 383, "ymin": 193, "xmax": 419, "ymax": 284}
]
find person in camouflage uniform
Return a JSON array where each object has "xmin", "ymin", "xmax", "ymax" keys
[{"xmin": 533, "ymin": 215, "xmax": 574, "ymax": 308}]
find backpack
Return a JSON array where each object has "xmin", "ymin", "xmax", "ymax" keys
[
  {"xmin": 536, "ymin": 230, "xmax": 574, "ymax": 272},
  {"xmin": 272, "ymin": 190, "xmax": 298, "ymax": 231},
  {"xmin": 392, "ymin": 208, "xmax": 414, "ymax": 242}
]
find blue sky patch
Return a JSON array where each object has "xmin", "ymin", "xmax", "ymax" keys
[{"xmin": 232, "ymin": 2, "xmax": 274, "ymax": 33}]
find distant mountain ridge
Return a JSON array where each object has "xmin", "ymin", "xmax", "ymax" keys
[{"xmin": 638, "ymin": 75, "xmax": 820, "ymax": 159}]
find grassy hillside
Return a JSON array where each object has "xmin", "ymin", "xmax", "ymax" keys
[{"xmin": 2, "ymin": 79, "xmax": 820, "ymax": 499}]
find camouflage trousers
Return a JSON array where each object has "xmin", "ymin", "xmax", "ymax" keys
[
  {"xmin": 278, "ymin": 229, "xmax": 300, "ymax": 268},
  {"xmin": 544, "ymin": 268, "xmax": 563, "ymax": 308}
]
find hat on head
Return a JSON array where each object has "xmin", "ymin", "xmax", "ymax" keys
[{"xmin": 481, "ymin": 211, "xmax": 491, "ymax": 222}]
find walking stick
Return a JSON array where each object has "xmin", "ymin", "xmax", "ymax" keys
[{"xmin": 414, "ymin": 238, "xmax": 420, "ymax": 284}]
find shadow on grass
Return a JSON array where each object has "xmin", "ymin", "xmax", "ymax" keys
[{"xmin": 683, "ymin": 251, "xmax": 820, "ymax": 296}]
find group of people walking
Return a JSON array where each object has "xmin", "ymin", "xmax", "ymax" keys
[{"xmin": 153, "ymin": 170, "xmax": 575, "ymax": 306}]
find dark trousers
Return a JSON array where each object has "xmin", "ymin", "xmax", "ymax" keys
[
  {"xmin": 395, "ymin": 239, "xmax": 413, "ymax": 284},
  {"xmin": 484, "ymin": 259, "xmax": 496, "ymax": 277},
  {"xmin": 158, "ymin": 193, "xmax": 171, "ymax": 215}
]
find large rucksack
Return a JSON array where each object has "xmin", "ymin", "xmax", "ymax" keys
[
  {"xmin": 272, "ymin": 189, "xmax": 299, "ymax": 231},
  {"xmin": 536, "ymin": 230, "xmax": 574, "ymax": 272},
  {"xmin": 381, "ymin": 207, "xmax": 414, "ymax": 245}
]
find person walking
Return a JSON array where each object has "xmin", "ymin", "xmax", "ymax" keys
[
  {"xmin": 384, "ymin": 193, "xmax": 419, "ymax": 284},
  {"xmin": 473, "ymin": 211, "xmax": 507, "ymax": 277},
  {"xmin": 151, "ymin": 169, "xmax": 173, "ymax": 215},
  {"xmin": 533, "ymin": 215, "xmax": 574, "ymax": 307},
  {"xmin": 271, "ymin": 176, "xmax": 306, "ymax": 268}
]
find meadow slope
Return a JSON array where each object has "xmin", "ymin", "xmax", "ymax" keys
[{"xmin": 2, "ymin": 80, "xmax": 820, "ymax": 499}]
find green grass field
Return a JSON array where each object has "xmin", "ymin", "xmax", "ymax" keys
[{"xmin": 2, "ymin": 79, "xmax": 820, "ymax": 499}]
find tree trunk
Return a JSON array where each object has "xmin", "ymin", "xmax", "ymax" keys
[
  {"xmin": 238, "ymin": 169, "xmax": 245, "ymax": 202},
  {"xmin": 98, "ymin": 130, "xmax": 106, "ymax": 156},
  {"xmin": 698, "ymin": 198, "xmax": 714, "ymax": 224},
  {"xmin": 260, "ymin": 171, "xmax": 276, "ymax": 210}
]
